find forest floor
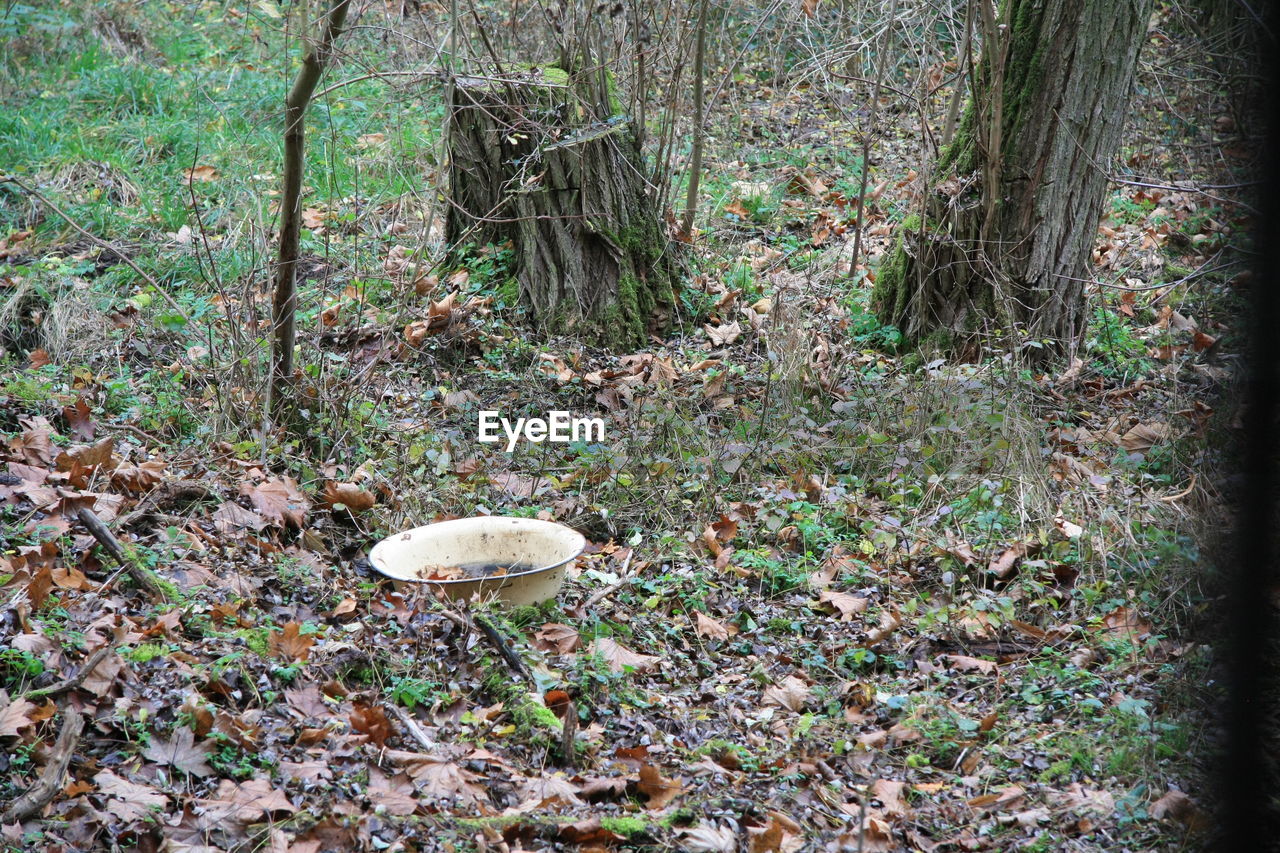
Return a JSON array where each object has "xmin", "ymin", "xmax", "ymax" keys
[{"xmin": 0, "ymin": 2, "xmax": 1256, "ymax": 851}]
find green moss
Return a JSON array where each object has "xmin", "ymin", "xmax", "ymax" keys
[
  {"xmin": 600, "ymin": 816, "xmax": 649, "ymax": 838},
  {"xmin": 539, "ymin": 65, "xmax": 570, "ymax": 86},
  {"xmin": 234, "ymin": 627, "xmax": 271, "ymax": 657},
  {"xmin": 870, "ymin": 214, "xmax": 919, "ymax": 329},
  {"xmin": 125, "ymin": 642, "xmax": 168, "ymax": 663},
  {"xmin": 481, "ymin": 661, "xmax": 563, "ymax": 751}
]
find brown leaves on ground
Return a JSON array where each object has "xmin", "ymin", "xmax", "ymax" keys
[
  {"xmin": 818, "ymin": 589, "xmax": 868, "ymax": 620},
  {"xmin": 762, "ymin": 675, "xmax": 811, "ymax": 712},
  {"xmin": 242, "ymin": 476, "xmax": 308, "ymax": 528},
  {"xmin": 533, "ymin": 622, "xmax": 581, "ymax": 654},
  {"xmin": 319, "ymin": 480, "xmax": 375, "ymax": 512},
  {"xmin": 694, "ymin": 611, "xmax": 733, "ymax": 641},
  {"xmin": 142, "ymin": 726, "xmax": 214, "ymax": 777},
  {"xmin": 350, "ymin": 701, "xmax": 393, "ymax": 747},
  {"xmin": 590, "ymin": 637, "xmax": 659, "ymax": 673},
  {"xmin": 268, "ymin": 622, "xmax": 316, "ymax": 662},
  {"xmin": 94, "ymin": 769, "xmax": 169, "ymax": 823},
  {"xmin": 637, "ymin": 763, "xmax": 683, "ymax": 809},
  {"xmin": 0, "ymin": 695, "xmax": 37, "ymax": 738}
]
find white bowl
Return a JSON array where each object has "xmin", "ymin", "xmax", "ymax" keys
[{"xmin": 368, "ymin": 516, "xmax": 586, "ymax": 607}]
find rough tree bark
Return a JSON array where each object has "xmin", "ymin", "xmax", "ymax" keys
[
  {"xmin": 446, "ymin": 66, "xmax": 679, "ymax": 348},
  {"xmin": 872, "ymin": 0, "xmax": 1152, "ymax": 358},
  {"xmin": 271, "ymin": 0, "xmax": 352, "ymax": 417}
]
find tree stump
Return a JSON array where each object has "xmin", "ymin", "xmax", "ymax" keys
[{"xmin": 446, "ymin": 67, "xmax": 678, "ymax": 348}]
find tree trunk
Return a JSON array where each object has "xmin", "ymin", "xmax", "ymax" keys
[
  {"xmin": 446, "ymin": 67, "xmax": 679, "ymax": 348},
  {"xmin": 872, "ymin": 0, "xmax": 1152, "ymax": 359},
  {"xmin": 271, "ymin": 0, "xmax": 352, "ymax": 418}
]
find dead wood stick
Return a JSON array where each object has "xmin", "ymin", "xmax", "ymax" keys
[
  {"xmin": 1, "ymin": 709, "xmax": 84, "ymax": 823},
  {"xmin": 387, "ymin": 703, "xmax": 436, "ymax": 750},
  {"xmin": 473, "ymin": 615, "xmax": 532, "ymax": 684},
  {"xmin": 77, "ymin": 508, "xmax": 167, "ymax": 601},
  {"xmin": 22, "ymin": 646, "xmax": 112, "ymax": 702},
  {"xmin": 559, "ymin": 699, "xmax": 578, "ymax": 770},
  {"xmin": 579, "ymin": 550, "xmax": 635, "ymax": 614}
]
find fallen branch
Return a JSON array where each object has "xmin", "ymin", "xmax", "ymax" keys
[
  {"xmin": 1, "ymin": 709, "xmax": 84, "ymax": 823},
  {"xmin": 22, "ymin": 646, "xmax": 112, "ymax": 702},
  {"xmin": 386, "ymin": 703, "xmax": 436, "ymax": 750},
  {"xmin": 559, "ymin": 698, "xmax": 578, "ymax": 770},
  {"xmin": 77, "ymin": 508, "xmax": 168, "ymax": 601},
  {"xmin": 473, "ymin": 615, "xmax": 532, "ymax": 684}
]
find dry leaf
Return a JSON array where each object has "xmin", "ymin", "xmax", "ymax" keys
[
  {"xmin": 143, "ymin": 727, "xmax": 214, "ymax": 777},
  {"xmin": 819, "ymin": 589, "xmax": 868, "ymax": 621},
  {"xmin": 95, "ymin": 769, "xmax": 169, "ymax": 823},
  {"xmin": 244, "ymin": 477, "xmax": 309, "ymax": 528},
  {"xmin": 0, "ymin": 696, "xmax": 36, "ymax": 738},
  {"xmin": 182, "ymin": 164, "xmax": 219, "ymax": 183},
  {"xmin": 1119, "ymin": 422, "xmax": 1169, "ymax": 453},
  {"xmin": 533, "ymin": 623, "xmax": 581, "ymax": 654},
  {"xmin": 350, "ymin": 702, "xmax": 393, "ymax": 747},
  {"xmin": 705, "ymin": 320, "xmax": 742, "ymax": 346},
  {"xmin": 694, "ymin": 611, "xmax": 732, "ymax": 641},
  {"xmin": 268, "ymin": 622, "xmax": 315, "ymax": 662},
  {"xmin": 762, "ymin": 675, "xmax": 811, "ymax": 712},
  {"xmin": 320, "ymin": 481, "xmax": 375, "ymax": 513},
  {"xmin": 872, "ymin": 779, "xmax": 907, "ymax": 816},
  {"xmin": 591, "ymin": 637, "xmax": 659, "ymax": 673},
  {"xmin": 679, "ymin": 823, "xmax": 737, "ymax": 852},
  {"xmin": 941, "ymin": 654, "xmax": 997, "ymax": 674},
  {"xmin": 637, "ymin": 763, "xmax": 683, "ymax": 809}
]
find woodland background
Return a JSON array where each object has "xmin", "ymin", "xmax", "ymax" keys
[{"xmin": 0, "ymin": 0, "xmax": 1265, "ymax": 850}]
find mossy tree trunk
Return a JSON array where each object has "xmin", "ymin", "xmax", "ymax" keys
[
  {"xmin": 446, "ymin": 68, "xmax": 678, "ymax": 348},
  {"xmin": 872, "ymin": 0, "xmax": 1151, "ymax": 359}
]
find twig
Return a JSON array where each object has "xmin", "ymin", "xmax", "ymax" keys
[
  {"xmin": 1158, "ymin": 474, "xmax": 1198, "ymax": 503},
  {"xmin": 1, "ymin": 709, "xmax": 84, "ymax": 823},
  {"xmin": 473, "ymin": 615, "xmax": 532, "ymax": 684},
  {"xmin": 22, "ymin": 646, "xmax": 112, "ymax": 702},
  {"xmin": 77, "ymin": 508, "xmax": 168, "ymax": 601},
  {"xmin": 387, "ymin": 702, "xmax": 436, "ymax": 750},
  {"xmin": 0, "ymin": 175, "xmax": 190, "ymax": 324},
  {"xmin": 579, "ymin": 549, "xmax": 635, "ymax": 613},
  {"xmin": 559, "ymin": 699, "xmax": 578, "ymax": 770}
]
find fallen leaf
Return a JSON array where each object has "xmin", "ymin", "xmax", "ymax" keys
[
  {"xmin": 182, "ymin": 164, "xmax": 220, "ymax": 183},
  {"xmin": 705, "ymin": 320, "xmax": 742, "ymax": 346},
  {"xmin": 350, "ymin": 702, "xmax": 393, "ymax": 747},
  {"xmin": 320, "ymin": 481, "xmax": 375, "ymax": 513},
  {"xmin": 819, "ymin": 589, "xmax": 868, "ymax": 620},
  {"xmin": 694, "ymin": 611, "xmax": 732, "ymax": 641},
  {"xmin": 533, "ymin": 623, "xmax": 581, "ymax": 654},
  {"xmin": 872, "ymin": 779, "xmax": 907, "ymax": 816},
  {"xmin": 268, "ymin": 622, "xmax": 316, "ymax": 662},
  {"xmin": 143, "ymin": 727, "xmax": 214, "ymax": 777},
  {"xmin": 1119, "ymin": 421, "xmax": 1169, "ymax": 453},
  {"xmin": 95, "ymin": 769, "xmax": 169, "ymax": 823},
  {"xmin": 1149, "ymin": 789, "xmax": 1204, "ymax": 829},
  {"xmin": 679, "ymin": 823, "xmax": 737, "ymax": 852},
  {"xmin": 517, "ymin": 772, "xmax": 583, "ymax": 808},
  {"xmin": 941, "ymin": 654, "xmax": 997, "ymax": 674},
  {"xmin": 1101, "ymin": 606, "xmax": 1152, "ymax": 643},
  {"xmin": 968, "ymin": 784, "xmax": 1025, "ymax": 813},
  {"xmin": 591, "ymin": 637, "xmax": 659, "ymax": 673},
  {"xmin": 0, "ymin": 696, "xmax": 36, "ymax": 738},
  {"xmin": 637, "ymin": 763, "xmax": 683, "ymax": 809},
  {"xmin": 762, "ymin": 675, "xmax": 811, "ymax": 712},
  {"xmin": 243, "ymin": 477, "xmax": 309, "ymax": 528}
]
